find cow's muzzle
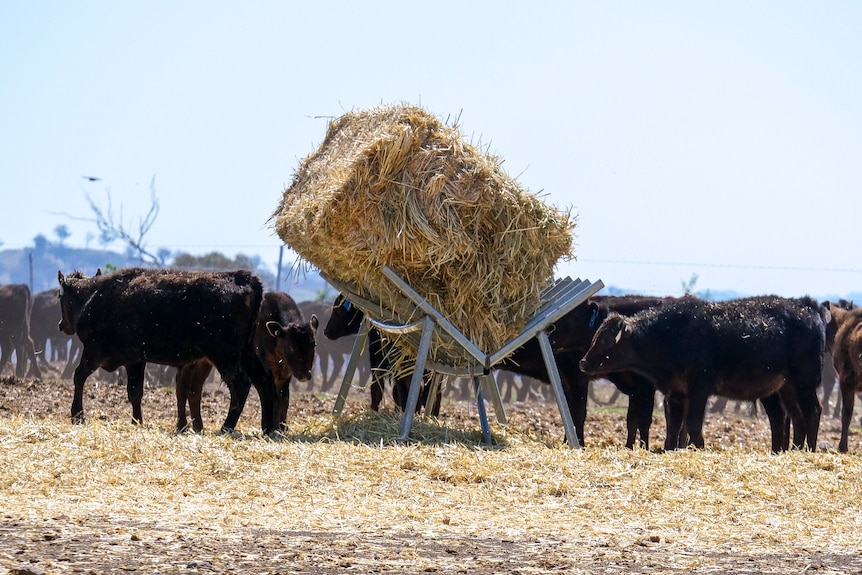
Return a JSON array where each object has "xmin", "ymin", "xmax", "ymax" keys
[{"xmin": 58, "ymin": 319, "xmax": 76, "ymax": 336}]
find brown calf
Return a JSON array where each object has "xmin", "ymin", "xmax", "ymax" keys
[{"xmin": 824, "ymin": 302, "xmax": 862, "ymax": 452}]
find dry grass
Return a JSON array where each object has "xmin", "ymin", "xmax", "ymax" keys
[
  {"xmin": 3, "ymin": 410, "xmax": 862, "ymax": 570},
  {"xmin": 3, "ymin": 376, "xmax": 862, "ymax": 573},
  {"xmin": 272, "ymin": 104, "xmax": 574, "ymax": 356}
]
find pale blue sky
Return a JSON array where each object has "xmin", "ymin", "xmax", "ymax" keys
[{"xmin": 2, "ymin": 2, "xmax": 860, "ymax": 298}]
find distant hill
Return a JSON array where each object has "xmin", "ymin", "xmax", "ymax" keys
[
  {"xmin": 0, "ymin": 245, "xmax": 142, "ymax": 294},
  {"xmin": 5, "ymin": 243, "xmax": 856, "ymax": 307},
  {"xmin": 599, "ymin": 284, "xmax": 861, "ymax": 304},
  {"xmin": 0, "ymin": 243, "xmax": 331, "ymax": 302}
]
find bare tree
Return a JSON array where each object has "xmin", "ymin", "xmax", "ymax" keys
[{"xmin": 69, "ymin": 175, "xmax": 167, "ymax": 266}]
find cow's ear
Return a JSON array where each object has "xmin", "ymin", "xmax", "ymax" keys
[
  {"xmin": 614, "ymin": 321, "xmax": 632, "ymax": 343},
  {"xmin": 586, "ymin": 301, "xmax": 600, "ymax": 327},
  {"xmin": 310, "ymin": 314, "xmax": 319, "ymax": 332},
  {"xmin": 57, "ymin": 270, "xmax": 65, "ymax": 296},
  {"xmin": 266, "ymin": 321, "xmax": 285, "ymax": 338}
]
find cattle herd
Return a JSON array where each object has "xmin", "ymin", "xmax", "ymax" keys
[{"xmin": 1, "ymin": 267, "xmax": 862, "ymax": 453}]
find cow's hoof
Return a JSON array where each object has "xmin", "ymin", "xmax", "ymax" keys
[{"xmin": 218, "ymin": 426, "xmax": 241, "ymax": 438}]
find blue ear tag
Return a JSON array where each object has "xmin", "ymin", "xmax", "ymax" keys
[
  {"xmin": 342, "ymin": 300, "xmax": 352, "ymax": 312},
  {"xmin": 588, "ymin": 308, "xmax": 598, "ymax": 328}
]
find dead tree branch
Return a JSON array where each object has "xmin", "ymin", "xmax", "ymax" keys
[{"xmin": 84, "ymin": 175, "xmax": 165, "ymax": 266}]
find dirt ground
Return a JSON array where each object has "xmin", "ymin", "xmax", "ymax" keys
[{"xmin": 1, "ymin": 371, "xmax": 860, "ymax": 574}]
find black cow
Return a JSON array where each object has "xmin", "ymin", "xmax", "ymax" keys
[
  {"xmin": 57, "ymin": 267, "xmax": 278, "ymax": 433},
  {"xmin": 0, "ymin": 283, "xmax": 41, "ymax": 379},
  {"xmin": 30, "ymin": 288, "xmax": 75, "ymax": 373},
  {"xmin": 497, "ymin": 295, "xmax": 672, "ymax": 449},
  {"xmin": 298, "ymin": 299, "xmax": 372, "ymax": 393},
  {"xmin": 579, "ymin": 295, "xmax": 825, "ymax": 451},
  {"xmin": 323, "ymin": 295, "xmax": 441, "ymax": 415},
  {"xmin": 174, "ymin": 291, "xmax": 319, "ymax": 432},
  {"xmin": 326, "ymin": 292, "xmax": 667, "ymax": 448}
]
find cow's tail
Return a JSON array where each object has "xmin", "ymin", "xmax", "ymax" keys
[{"xmin": 237, "ymin": 270, "xmax": 264, "ymax": 348}]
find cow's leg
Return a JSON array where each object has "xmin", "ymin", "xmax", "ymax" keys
[
  {"xmin": 798, "ymin": 387, "xmax": 822, "ymax": 451},
  {"xmin": 663, "ymin": 392, "xmax": 687, "ymax": 451},
  {"xmin": 709, "ymin": 396, "xmax": 728, "ymax": 414},
  {"xmin": 427, "ymin": 373, "xmax": 442, "ymax": 417},
  {"xmin": 276, "ymin": 377, "xmax": 291, "ymax": 431},
  {"xmin": 557, "ymin": 358, "xmax": 589, "ymax": 448},
  {"xmin": 778, "ymin": 384, "xmax": 807, "ymax": 449},
  {"xmin": 257, "ymin": 375, "xmax": 279, "ymax": 435},
  {"xmin": 369, "ymin": 369, "xmax": 384, "ymax": 411},
  {"xmin": 307, "ymin": 353, "xmax": 323, "ymax": 392},
  {"xmin": 567, "ymin": 379, "xmax": 589, "ymax": 448},
  {"xmin": 71, "ymin": 353, "xmax": 98, "ymax": 423},
  {"xmin": 631, "ymin": 384, "xmax": 655, "ymax": 450},
  {"xmin": 517, "ymin": 375, "xmax": 532, "ymax": 402},
  {"xmin": 221, "ymin": 372, "xmax": 252, "ymax": 432},
  {"xmin": 684, "ymin": 384, "xmax": 711, "ymax": 450},
  {"xmin": 839, "ymin": 378, "xmax": 857, "ymax": 453},
  {"xmin": 0, "ymin": 335, "xmax": 16, "ymax": 376},
  {"xmin": 62, "ymin": 340, "xmax": 82, "ymax": 379},
  {"xmin": 175, "ymin": 360, "xmax": 210, "ymax": 433},
  {"xmin": 392, "ymin": 375, "xmax": 410, "ymax": 411},
  {"xmin": 833, "ymin": 391, "xmax": 843, "ymax": 420},
  {"xmin": 24, "ymin": 338, "xmax": 42, "ymax": 379},
  {"xmin": 759, "ymin": 392, "xmax": 789, "ymax": 452},
  {"xmin": 14, "ymin": 341, "xmax": 26, "ymax": 378},
  {"xmin": 326, "ymin": 353, "xmax": 343, "ymax": 393},
  {"xmin": 624, "ymin": 397, "xmax": 638, "ymax": 449},
  {"xmin": 240, "ymin": 352, "xmax": 280, "ymax": 435},
  {"xmin": 174, "ymin": 365, "xmax": 190, "ymax": 432},
  {"xmin": 35, "ymin": 338, "xmax": 54, "ymax": 371},
  {"xmin": 125, "ymin": 362, "xmax": 146, "ymax": 425},
  {"xmin": 187, "ymin": 364, "xmax": 208, "ymax": 433}
]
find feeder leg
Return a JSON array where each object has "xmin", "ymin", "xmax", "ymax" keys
[
  {"xmin": 333, "ymin": 318, "xmax": 369, "ymax": 416},
  {"xmin": 482, "ymin": 373, "xmax": 507, "ymax": 424},
  {"xmin": 424, "ymin": 371, "xmax": 443, "ymax": 414},
  {"xmin": 399, "ymin": 316, "xmax": 435, "ymax": 440},
  {"xmin": 538, "ymin": 330, "xmax": 580, "ymax": 448},
  {"xmin": 474, "ymin": 376, "xmax": 493, "ymax": 445}
]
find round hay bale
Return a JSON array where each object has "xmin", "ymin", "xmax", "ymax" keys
[{"xmin": 272, "ymin": 104, "xmax": 575, "ymax": 355}]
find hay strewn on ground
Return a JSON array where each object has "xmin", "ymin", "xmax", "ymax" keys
[
  {"xmin": 272, "ymin": 104, "xmax": 575, "ymax": 354},
  {"xmin": 3, "ymin": 376, "xmax": 862, "ymax": 573},
  {"xmin": 2, "ymin": 413, "xmax": 862, "ymax": 574}
]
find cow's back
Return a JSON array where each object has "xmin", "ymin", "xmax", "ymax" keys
[
  {"xmin": 630, "ymin": 296, "xmax": 824, "ymax": 382},
  {"xmin": 30, "ymin": 289, "xmax": 64, "ymax": 349},
  {"xmin": 0, "ymin": 284, "xmax": 31, "ymax": 331},
  {"xmin": 76, "ymin": 268, "xmax": 263, "ymax": 368}
]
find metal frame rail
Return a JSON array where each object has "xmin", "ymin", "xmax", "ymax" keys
[{"xmin": 321, "ymin": 266, "xmax": 603, "ymax": 448}]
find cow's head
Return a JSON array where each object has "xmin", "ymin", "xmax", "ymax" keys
[
  {"xmin": 265, "ymin": 314, "xmax": 319, "ymax": 382},
  {"xmin": 57, "ymin": 269, "xmax": 101, "ymax": 335},
  {"xmin": 578, "ymin": 313, "xmax": 634, "ymax": 375},
  {"xmin": 821, "ymin": 299, "xmax": 856, "ymax": 353},
  {"xmin": 323, "ymin": 294, "xmax": 364, "ymax": 340}
]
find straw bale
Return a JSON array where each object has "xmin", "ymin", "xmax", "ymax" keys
[{"xmin": 272, "ymin": 104, "xmax": 575, "ymax": 355}]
